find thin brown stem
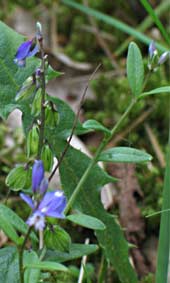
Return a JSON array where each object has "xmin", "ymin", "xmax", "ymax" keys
[{"xmin": 48, "ymin": 63, "xmax": 101, "ymax": 182}]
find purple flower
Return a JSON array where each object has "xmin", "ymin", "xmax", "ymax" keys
[
  {"xmin": 20, "ymin": 190, "xmax": 67, "ymax": 230},
  {"xmin": 148, "ymin": 41, "xmax": 157, "ymax": 58},
  {"xmin": 14, "ymin": 39, "xmax": 39, "ymax": 67},
  {"xmin": 32, "ymin": 160, "xmax": 45, "ymax": 193}
]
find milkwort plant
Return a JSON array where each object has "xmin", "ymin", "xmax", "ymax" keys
[{"xmin": 0, "ymin": 20, "xmax": 170, "ymax": 283}]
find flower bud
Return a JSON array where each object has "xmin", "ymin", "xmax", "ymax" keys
[
  {"xmin": 31, "ymin": 88, "xmax": 41, "ymax": 117},
  {"xmin": 41, "ymin": 144, "xmax": 54, "ymax": 172},
  {"xmin": 15, "ymin": 77, "xmax": 36, "ymax": 101},
  {"xmin": 27, "ymin": 125, "xmax": 39, "ymax": 157},
  {"xmin": 148, "ymin": 41, "xmax": 157, "ymax": 58},
  {"xmin": 45, "ymin": 105, "xmax": 59, "ymax": 129},
  {"xmin": 6, "ymin": 165, "xmax": 30, "ymax": 191},
  {"xmin": 158, "ymin": 51, "xmax": 170, "ymax": 65},
  {"xmin": 32, "ymin": 160, "xmax": 44, "ymax": 193}
]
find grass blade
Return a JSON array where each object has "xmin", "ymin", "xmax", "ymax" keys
[
  {"xmin": 140, "ymin": 0, "xmax": 170, "ymax": 44},
  {"xmin": 61, "ymin": 0, "xmax": 167, "ymax": 52},
  {"xmin": 156, "ymin": 146, "xmax": 170, "ymax": 283}
]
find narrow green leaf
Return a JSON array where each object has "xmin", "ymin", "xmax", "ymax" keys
[
  {"xmin": 0, "ymin": 211, "xmax": 19, "ymax": 244},
  {"xmin": 45, "ymin": 243, "xmax": 98, "ymax": 263},
  {"xmin": 67, "ymin": 213, "xmax": 106, "ymax": 230},
  {"xmin": 127, "ymin": 42, "xmax": 144, "ymax": 96},
  {"xmin": 0, "ymin": 204, "xmax": 37, "ymax": 242},
  {"xmin": 24, "ymin": 251, "xmax": 40, "ymax": 283},
  {"xmin": 156, "ymin": 147, "xmax": 170, "ymax": 283},
  {"xmin": 139, "ymin": 86, "xmax": 170, "ymax": 99},
  {"xmin": 61, "ymin": 0, "xmax": 167, "ymax": 52},
  {"xmin": 46, "ymin": 65, "xmax": 63, "ymax": 81},
  {"xmin": 83, "ymin": 119, "xmax": 111, "ymax": 135},
  {"xmin": 98, "ymin": 147, "xmax": 152, "ymax": 163},
  {"xmin": 0, "ymin": 247, "xmax": 19, "ymax": 283},
  {"xmin": 25, "ymin": 261, "xmax": 68, "ymax": 272}
]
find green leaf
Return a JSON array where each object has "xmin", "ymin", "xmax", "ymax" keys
[
  {"xmin": 61, "ymin": 0, "xmax": 167, "ymax": 52},
  {"xmin": 98, "ymin": 147, "xmax": 152, "ymax": 163},
  {"xmin": 83, "ymin": 119, "xmax": 111, "ymax": 135},
  {"xmin": 67, "ymin": 213, "xmax": 106, "ymax": 230},
  {"xmin": 156, "ymin": 147, "xmax": 170, "ymax": 283},
  {"xmin": 0, "ymin": 211, "xmax": 19, "ymax": 244},
  {"xmin": 0, "ymin": 21, "xmax": 39, "ymax": 119},
  {"xmin": 0, "ymin": 204, "xmax": 37, "ymax": 242},
  {"xmin": 44, "ymin": 225, "xmax": 71, "ymax": 252},
  {"xmin": 0, "ymin": 247, "xmax": 19, "ymax": 283},
  {"xmin": 48, "ymin": 140, "xmax": 137, "ymax": 283},
  {"xmin": 46, "ymin": 65, "xmax": 63, "ymax": 81},
  {"xmin": 45, "ymin": 243, "xmax": 98, "ymax": 263},
  {"xmin": 24, "ymin": 251, "xmax": 40, "ymax": 283},
  {"xmin": 5, "ymin": 165, "xmax": 31, "ymax": 191},
  {"xmin": 139, "ymin": 86, "xmax": 170, "ymax": 99},
  {"xmin": 25, "ymin": 261, "xmax": 68, "ymax": 272},
  {"xmin": 127, "ymin": 42, "xmax": 144, "ymax": 96}
]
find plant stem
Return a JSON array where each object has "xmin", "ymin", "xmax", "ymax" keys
[
  {"xmin": 37, "ymin": 40, "xmax": 46, "ymax": 159},
  {"xmin": 18, "ymin": 226, "xmax": 33, "ymax": 283},
  {"xmin": 64, "ymin": 98, "xmax": 136, "ymax": 214}
]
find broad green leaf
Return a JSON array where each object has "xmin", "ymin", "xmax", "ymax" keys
[
  {"xmin": 44, "ymin": 225, "xmax": 71, "ymax": 252},
  {"xmin": 45, "ymin": 243, "xmax": 98, "ymax": 262},
  {"xmin": 48, "ymin": 140, "xmax": 137, "ymax": 283},
  {"xmin": 139, "ymin": 86, "xmax": 170, "ymax": 99},
  {"xmin": 25, "ymin": 261, "xmax": 68, "ymax": 272},
  {"xmin": 83, "ymin": 119, "xmax": 111, "ymax": 135},
  {"xmin": 0, "ymin": 211, "xmax": 19, "ymax": 244},
  {"xmin": 67, "ymin": 213, "xmax": 106, "ymax": 230},
  {"xmin": 98, "ymin": 147, "xmax": 152, "ymax": 163},
  {"xmin": 46, "ymin": 65, "xmax": 63, "ymax": 81},
  {"xmin": 156, "ymin": 147, "xmax": 170, "ymax": 283},
  {"xmin": 0, "ymin": 204, "xmax": 37, "ymax": 242},
  {"xmin": 61, "ymin": 0, "xmax": 167, "ymax": 52},
  {"xmin": 0, "ymin": 247, "xmax": 19, "ymax": 283},
  {"xmin": 24, "ymin": 251, "xmax": 40, "ymax": 283},
  {"xmin": 127, "ymin": 42, "xmax": 144, "ymax": 96},
  {"xmin": 0, "ymin": 21, "xmax": 39, "ymax": 119}
]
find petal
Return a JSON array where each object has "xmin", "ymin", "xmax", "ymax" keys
[
  {"xmin": 39, "ymin": 190, "xmax": 66, "ymax": 218},
  {"xmin": 20, "ymin": 193, "xmax": 35, "ymax": 209},
  {"xmin": 15, "ymin": 40, "xmax": 33, "ymax": 60},
  {"xmin": 27, "ymin": 44, "xmax": 39, "ymax": 57},
  {"xmin": 27, "ymin": 211, "xmax": 45, "ymax": 230},
  {"xmin": 32, "ymin": 160, "xmax": 44, "ymax": 193},
  {"xmin": 14, "ymin": 58, "xmax": 26, "ymax": 67},
  {"xmin": 39, "ymin": 178, "xmax": 48, "ymax": 195}
]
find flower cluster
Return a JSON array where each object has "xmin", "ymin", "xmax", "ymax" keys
[
  {"xmin": 20, "ymin": 160, "xmax": 66, "ymax": 231},
  {"xmin": 148, "ymin": 41, "xmax": 170, "ymax": 71}
]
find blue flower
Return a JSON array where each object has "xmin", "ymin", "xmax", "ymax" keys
[
  {"xmin": 14, "ymin": 39, "xmax": 39, "ymax": 67},
  {"xmin": 20, "ymin": 190, "xmax": 67, "ymax": 230},
  {"xmin": 20, "ymin": 160, "xmax": 67, "ymax": 230}
]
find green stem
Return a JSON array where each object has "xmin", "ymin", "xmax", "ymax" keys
[
  {"xmin": 64, "ymin": 98, "xmax": 136, "ymax": 214},
  {"xmin": 18, "ymin": 226, "xmax": 33, "ymax": 283}
]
